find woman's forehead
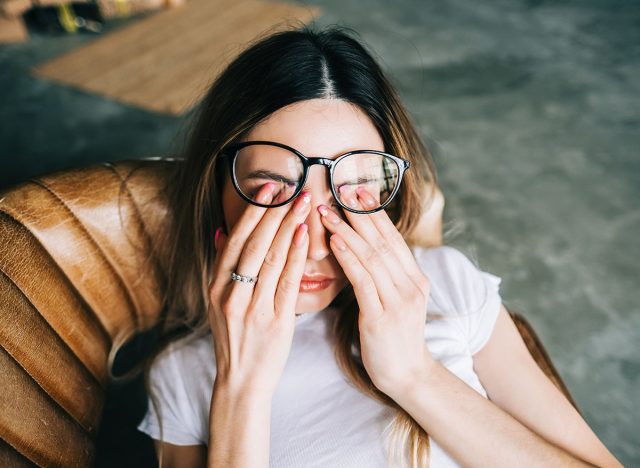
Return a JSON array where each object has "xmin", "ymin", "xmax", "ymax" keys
[{"xmin": 245, "ymin": 98, "xmax": 384, "ymax": 158}]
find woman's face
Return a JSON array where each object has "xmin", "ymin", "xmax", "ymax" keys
[{"xmin": 221, "ymin": 98, "xmax": 385, "ymax": 315}]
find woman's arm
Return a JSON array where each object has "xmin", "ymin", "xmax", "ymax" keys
[
  {"xmin": 472, "ymin": 304, "xmax": 623, "ymax": 467},
  {"xmin": 207, "ymin": 382, "xmax": 271, "ymax": 468},
  {"xmin": 390, "ymin": 356, "xmax": 595, "ymax": 468},
  {"xmin": 390, "ymin": 307, "xmax": 621, "ymax": 467},
  {"xmin": 145, "ymin": 381, "xmax": 270, "ymax": 468},
  {"xmin": 152, "ymin": 441, "xmax": 207, "ymax": 468}
]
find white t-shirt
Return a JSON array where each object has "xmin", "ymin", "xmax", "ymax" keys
[{"xmin": 137, "ymin": 245, "xmax": 503, "ymax": 467}]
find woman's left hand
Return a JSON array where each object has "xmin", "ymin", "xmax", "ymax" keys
[{"xmin": 318, "ymin": 186, "xmax": 436, "ymax": 399}]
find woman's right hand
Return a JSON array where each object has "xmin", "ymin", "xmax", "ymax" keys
[{"xmin": 207, "ymin": 182, "xmax": 311, "ymax": 399}]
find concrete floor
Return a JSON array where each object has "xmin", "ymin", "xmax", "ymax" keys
[{"xmin": 1, "ymin": 0, "xmax": 638, "ymax": 465}]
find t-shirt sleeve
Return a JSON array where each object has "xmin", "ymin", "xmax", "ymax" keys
[
  {"xmin": 465, "ymin": 269, "xmax": 502, "ymax": 355},
  {"xmin": 411, "ymin": 244, "xmax": 503, "ymax": 356},
  {"xmin": 136, "ymin": 343, "xmax": 203, "ymax": 445}
]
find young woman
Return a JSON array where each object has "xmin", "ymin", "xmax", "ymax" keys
[{"xmin": 135, "ymin": 25, "xmax": 621, "ymax": 468}]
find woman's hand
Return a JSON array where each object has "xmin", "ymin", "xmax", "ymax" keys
[
  {"xmin": 208, "ymin": 182, "xmax": 311, "ymax": 398},
  {"xmin": 317, "ymin": 186, "xmax": 435, "ymax": 399}
]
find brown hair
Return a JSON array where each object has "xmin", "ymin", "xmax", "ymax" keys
[{"xmin": 140, "ymin": 24, "xmax": 441, "ymax": 467}]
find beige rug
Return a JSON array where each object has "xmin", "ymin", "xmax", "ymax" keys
[{"xmin": 32, "ymin": 0, "xmax": 320, "ymax": 115}]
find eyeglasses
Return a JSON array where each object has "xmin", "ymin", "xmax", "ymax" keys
[{"xmin": 219, "ymin": 140, "xmax": 410, "ymax": 214}]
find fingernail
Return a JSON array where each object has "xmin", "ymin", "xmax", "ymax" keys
[
  {"xmin": 293, "ymin": 223, "xmax": 308, "ymax": 247},
  {"xmin": 331, "ymin": 234, "xmax": 347, "ymax": 251},
  {"xmin": 318, "ymin": 205, "xmax": 341, "ymax": 224},
  {"xmin": 214, "ymin": 227, "xmax": 222, "ymax": 248},
  {"xmin": 258, "ymin": 183, "xmax": 275, "ymax": 203},
  {"xmin": 293, "ymin": 191, "xmax": 311, "ymax": 214},
  {"xmin": 340, "ymin": 186, "xmax": 360, "ymax": 208},
  {"xmin": 356, "ymin": 187, "xmax": 376, "ymax": 207}
]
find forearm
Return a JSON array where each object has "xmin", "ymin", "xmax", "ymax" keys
[
  {"xmin": 391, "ymin": 359, "xmax": 596, "ymax": 468},
  {"xmin": 207, "ymin": 381, "xmax": 271, "ymax": 468}
]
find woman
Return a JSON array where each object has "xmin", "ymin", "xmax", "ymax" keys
[{"xmin": 135, "ymin": 25, "xmax": 621, "ymax": 467}]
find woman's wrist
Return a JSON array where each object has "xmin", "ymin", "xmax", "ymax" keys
[
  {"xmin": 383, "ymin": 352, "xmax": 439, "ymax": 404},
  {"xmin": 212, "ymin": 375, "xmax": 274, "ymax": 405},
  {"xmin": 210, "ymin": 380, "xmax": 272, "ymax": 426},
  {"xmin": 208, "ymin": 379, "xmax": 272, "ymax": 468}
]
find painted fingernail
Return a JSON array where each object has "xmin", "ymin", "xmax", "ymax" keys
[
  {"xmin": 293, "ymin": 223, "xmax": 308, "ymax": 247},
  {"xmin": 258, "ymin": 183, "xmax": 275, "ymax": 203},
  {"xmin": 214, "ymin": 227, "xmax": 221, "ymax": 247},
  {"xmin": 356, "ymin": 187, "xmax": 376, "ymax": 207},
  {"xmin": 293, "ymin": 192, "xmax": 311, "ymax": 214},
  {"xmin": 318, "ymin": 205, "xmax": 341, "ymax": 224},
  {"xmin": 331, "ymin": 234, "xmax": 347, "ymax": 251},
  {"xmin": 340, "ymin": 186, "xmax": 358, "ymax": 208}
]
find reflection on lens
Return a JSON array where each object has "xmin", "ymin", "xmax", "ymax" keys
[
  {"xmin": 234, "ymin": 144, "xmax": 303, "ymax": 205},
  {"xmin": 334, "ymin": 152, "xmax": 398, "ymax": 209}
]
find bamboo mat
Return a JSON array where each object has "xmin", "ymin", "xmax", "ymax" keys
[{"xmin": 32, "ymin": 0, "xmax": 320, "ymax": 115}]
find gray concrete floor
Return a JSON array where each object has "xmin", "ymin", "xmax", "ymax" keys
[{"xmin": 1, "ymin": 0, "xmax": 638, "ymax": 465}]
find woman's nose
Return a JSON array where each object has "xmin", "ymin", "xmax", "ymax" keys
[
  {"xmin": 304, "ymin": 195, "xmax": 332, "ymax": 261},
  {"xmin": 299, "ymin": 171, "xmax": 339, "ymax": 260}
]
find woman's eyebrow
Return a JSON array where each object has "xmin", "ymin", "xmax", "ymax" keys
[
  {"xmin": 334, "ymin": 175, "xmax": 382, "ymax": 186},
  {"xmin": 245, "ymin": 170, "xmax": 298, "ymax": 185}
]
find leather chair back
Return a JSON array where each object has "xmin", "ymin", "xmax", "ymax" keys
[{"xmin": 0, "ymin": 159, "xmax": 174, "ymax": 466}]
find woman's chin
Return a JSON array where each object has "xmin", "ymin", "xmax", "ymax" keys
[
  {"xmin": 294, "ymin": 280, "xmax": 344, "ymax": 315},
  {"xmin": 295, "ymin": 292, "xmax": 332, "ymax": 315}
]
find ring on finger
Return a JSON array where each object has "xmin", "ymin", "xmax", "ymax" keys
[{"xmin": 231, "ymin": 271, "xmax": 258, "ymax": 284}]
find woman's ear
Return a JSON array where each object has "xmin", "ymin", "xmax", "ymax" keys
[{"xmin": 406, "ymin": 183, "xmax": 444, "ymax": 248}]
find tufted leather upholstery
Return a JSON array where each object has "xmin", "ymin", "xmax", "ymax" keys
[{"xmin": 0, "ymin": 159, "xmax": 578, "ymax": 466}]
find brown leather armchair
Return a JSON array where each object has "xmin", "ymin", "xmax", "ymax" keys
[{"xmin": 0, "ymin": 159, "xmax": 579, "ymax": 466}]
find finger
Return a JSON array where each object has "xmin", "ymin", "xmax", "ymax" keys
[
  {"xmin": 328, "ymin": 232, "xmax": 383, "ymax": 321},
  {"xmin": 252, "ymin": 192, "xmax": 311, "ymax": 300},
  {"xmin": 352, "ymin": 186, "xmax": 430, "ymax": 294},
  {"xmin": 212, "ymin": 226, "xmax": 229, "ymax": 279},
  {"xmin": 210, "ymin": 229, "xmax": 233, "ymax": 316},
  {"xmin": 338, "ymin": 185, "xmax": 412, "ymax": 293},
  {"xmin": 232, "ymin": 188, "xmax": 304, "ymax": 283},
  {"xmin": 213, "ymin": 181, "xmax": 276, "ymax": 284},
  {"xmin": 210, "ymin": 230, "xmax": 231, "ymax": 352},
  {"xmin": 318, "ymin": 203, "xmax": 399, "ymax": 309},
  {"xmin": 224, "ymin": 188, "xmax": 296, "ymax": 309},
  {"xmin": 274, "ymin": 222, "xmax": 309, "ymax": 318},
  {"xmin": 210, "ymin": 223, "xmax": 231, "ymax": 320}
]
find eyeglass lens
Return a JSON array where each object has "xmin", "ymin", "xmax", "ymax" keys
[{"xmin": 233, "ymin": 144, "xmax": 400, "ymax": 210}]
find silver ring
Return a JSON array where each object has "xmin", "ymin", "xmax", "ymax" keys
[{"xmin": 231, "ymin": 271, "xmax": 258, "ymax": 284}]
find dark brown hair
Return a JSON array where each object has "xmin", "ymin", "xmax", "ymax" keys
[{"xmin": 140, "ymin": 24, "xmax": 440, "ymax": 467}]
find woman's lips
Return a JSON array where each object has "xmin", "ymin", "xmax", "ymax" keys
[{"xmin": 299, "ymin": 275, "xmax": 334, "ymax": 292}]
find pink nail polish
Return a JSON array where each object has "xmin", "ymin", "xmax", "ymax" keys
[
  {"xmin": 331, "ymin": 234, "xmax": 347, "ymax": 251},
  {"xmin": 258, "ymin": 183, "xmax": 275, "ymax": 203},
  {"xmin": 214, "ymin": 227, "xmax": 221, "ymax": 245}
]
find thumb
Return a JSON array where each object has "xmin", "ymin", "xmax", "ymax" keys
[
  {"xmin": 212, "ymin": 228, "xmax": 229, "ymax": 279},
  {"xmin": 214, "ymin": 227, "xmax": 228, "ymax": 252}
]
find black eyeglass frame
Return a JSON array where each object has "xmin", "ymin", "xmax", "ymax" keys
[{"xmin": 219, "ymin": 140, "xmax": 411, "ymax": 214}]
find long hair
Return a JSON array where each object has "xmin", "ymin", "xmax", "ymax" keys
[{"xmin": 142, "ymin": 24, "xmax": 440, "ymax": 467}]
